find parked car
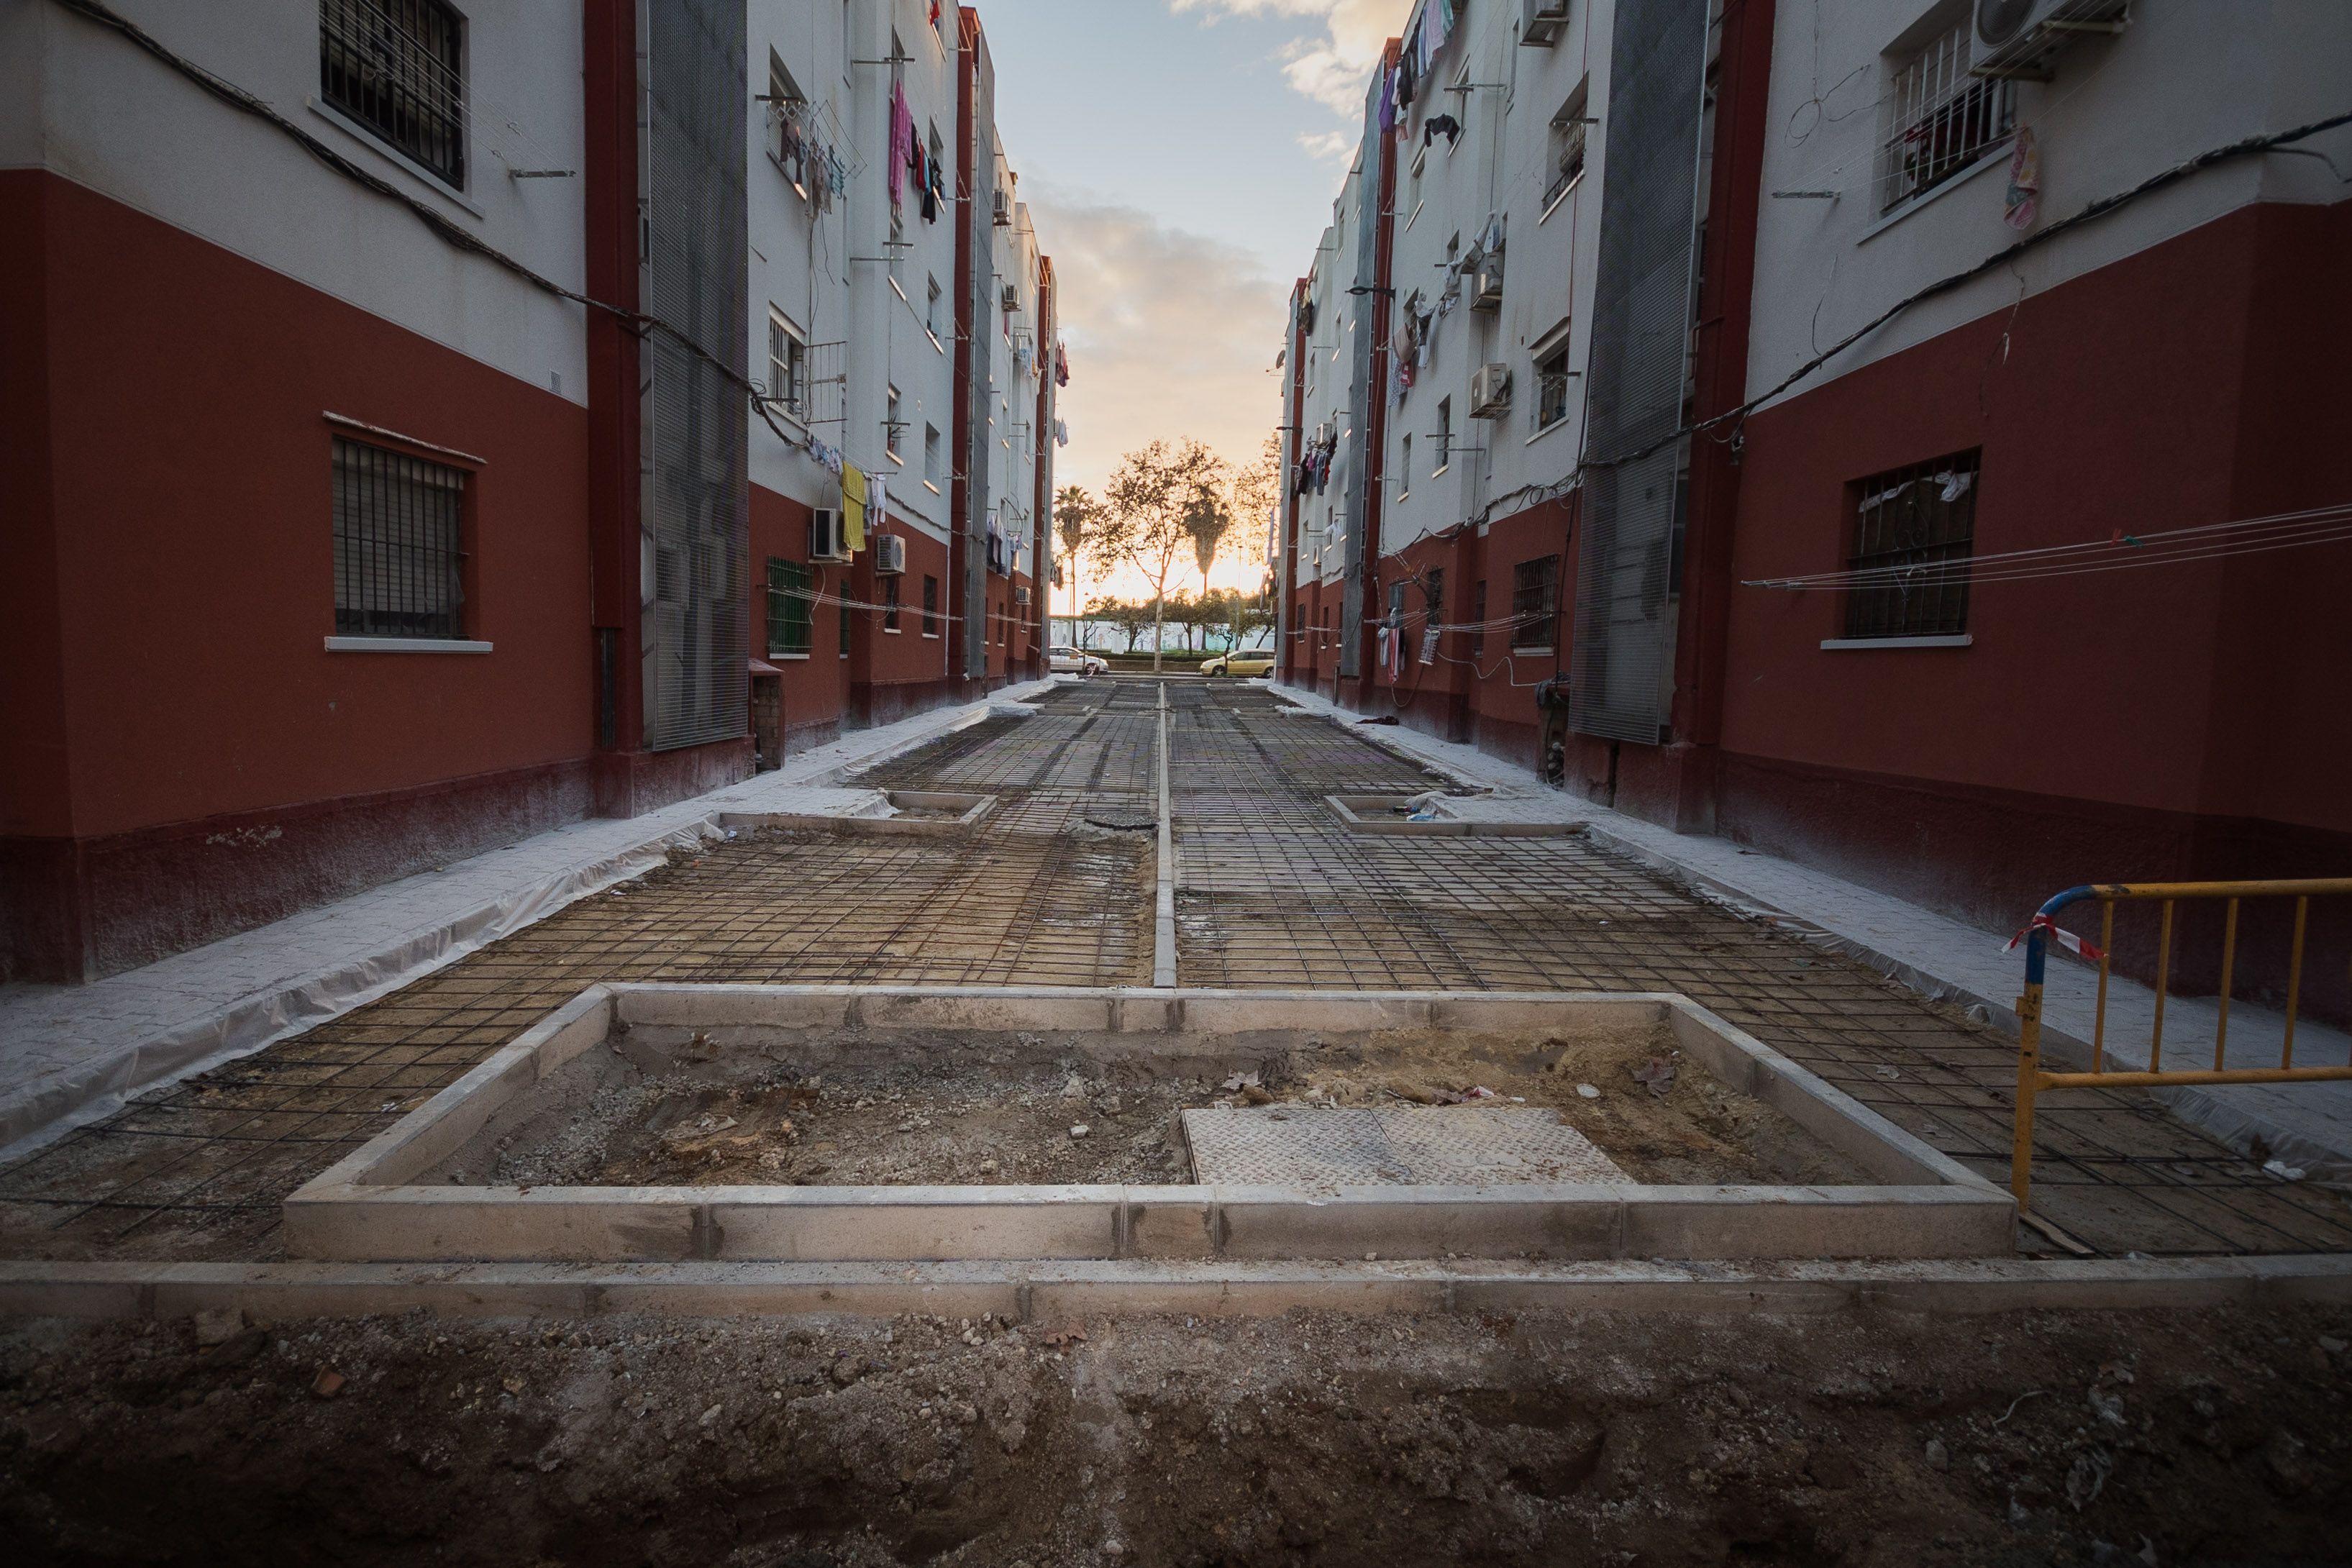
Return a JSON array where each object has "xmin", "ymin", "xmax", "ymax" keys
[
  {"xmin": 1049, "ymin": 644, "xmax": 1109, "ymax": 676},
  {"xmin": 1200, "ymin": 649, "xmax": 1276, "ymax": 678}
]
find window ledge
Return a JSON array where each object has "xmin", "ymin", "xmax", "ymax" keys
[
  {"xmin": 1539, "ymin": 174, "xmax": 1581, "ymax": 224},
  {"xmin": 766, "ymin": 651, "xmax": 812, "ymax": 662},
  {"xmin": 306, "ymin": 98, "xmax": 482, "ymax": 216},
  {"xmin": 1859, "ymin": 145, "xmax": 2010, "ymax": 245},
  {"xmin": 1820, "ymin": 634, "xmax": 1973, "ymax": 650},
  {"xmin": 1509, "ymin": 646, "xmax": 1553, "ymax": 658},
  {"xmin": 326, "ymin": 637, "xmax": 492, "ymax": 654},
  {"xmin": 1526, "ymin": 417, "xmax": 1569, "ymax": 447}
]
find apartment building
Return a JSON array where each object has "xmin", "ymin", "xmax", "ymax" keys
[
  {"xmin": 1277, "ymin": 0, "xmax": 2352, "ymax": 1004},
  {"xmin": 1714, "ymin": 0, "xmax": 2352, "ymax": 985},
  {"xmin": 1, "ymin": 0, "xmax": 1059, "ymax": 982}
]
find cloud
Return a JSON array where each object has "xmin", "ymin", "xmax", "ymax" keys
[
  {"xmin": 1172, "ymin": 0, "xmax": 1413, "ymax": 119},
  {"xmin": 1297, "ymin": 129, "xmax": 1355, "ymax": 160},
  {"xmin": 1027, "ymin": 188, "xmax": 1290, "ymax": 591}
]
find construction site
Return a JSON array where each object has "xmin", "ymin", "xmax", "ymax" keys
[{"xmin": 2, "ymin": 679, "xmax": 2347, "ymax": 1564}]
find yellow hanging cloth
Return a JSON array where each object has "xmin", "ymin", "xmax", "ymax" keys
[{"xmin": 842, "ymin": 466, "xmax": 867, "ymax": 552}]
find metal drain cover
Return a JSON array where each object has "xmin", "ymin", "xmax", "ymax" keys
[{"xmin": 1182, "ymin": 1106, "xmax": 1630, "ymax": 1188}]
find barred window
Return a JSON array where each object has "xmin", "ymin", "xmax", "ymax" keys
[
  {"xmin": 321, "ymin": 0, "xmax": 467, "ymax": 188},
  {"xmin": 1469, "ymin": 579, "xmax": 1487, "ymax": 659},
  {"xmin": 1535, "ymin": 342, "xmax": 1572, "ymax": 431},
  {"xmin": 766, "ymin": 558, "xmax": 813, "ymax": 657},
  {"xmin": 883, "ymin": 575, "xmax": 903, "ymax": 632},
  {"xmin": 332, "ymin": 436, "xmax": 466, "ymax": 639},
  {"xmin": 1879, "ymin": 16, "xmax": 2016, "ymax": 214},
  {"xmin": 767, "ymin": 310, "xmax": 806, "ymax": 414},
  {"xmin": 922, "ymin": 575, "xmax": 941, "ymax": 638},
  {"xmin": 1512, "ymin": 556, "xmax": 1560, "ymax": 652},
  {"xmin": 1843, "ymin": 452, "xmax": 1979, "ymax": 639}
]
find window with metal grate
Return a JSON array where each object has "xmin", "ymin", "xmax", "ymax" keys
[
  {"xmin": 321, "ymin": 0, "xmax": 467, "ymax": 188},
  {"xmin": 1878, "ymin": 17, "xmax": 2016, "ymax": 214},
  {"xmin": 1512, "ymin": 557, "xmax": 1560, "ymax": 653},
  {"xmin": 1843, "ymin": 452, "xmax": 1979, "ymax": 639},
  {"xmin": 766, "ymin": 559, "xmax": 813, "ymax": 656},
  {"xmin": 332, "ymin": 436, "xmax": 466, "ymax": 639}
]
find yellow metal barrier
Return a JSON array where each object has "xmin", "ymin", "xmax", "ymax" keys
[{"xmin": 2010, "ymin": 878, "xmax": 2352, "ymax": 1208}]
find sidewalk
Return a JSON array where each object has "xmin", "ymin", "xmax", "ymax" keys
[
  {"xmin": 0, "ymin": 680, "xmax": 1063, "ymax": 1158},
  {"xmin": 1272, "ymin": 685, "xmax": 2352, "ymax": 1186}
]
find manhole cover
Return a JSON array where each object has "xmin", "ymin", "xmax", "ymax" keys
[{"xmin": 1182, "ymin": 1106, "xmax": 1629, "ymax": 1187}]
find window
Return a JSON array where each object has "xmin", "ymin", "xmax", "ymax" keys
[
  {"xmin": 1512, "ymin": 556, "xmax": 1560, "ymax": 652},
  {"xmin": 767, "ymin": 309, "xmax": 806, "ymax": 414},
  {"xmin": 765, "ymin": 558, "xmax": 813, "ymax": 656},
  {"xmin": 1387, "ymin": 580, "xmax": 1407, "ymax": 626},
  {"xmin": 883, "ymin": 575, "xmax": 902, "ymax": 632},
  {"xmin": 1843, "ymin": 452, "xmax": 1978, "ymax": 639},
  {"xmin": 1544, "ymin": 84, "xmax": 1590, "ymax": 211},
  {"xmin": 926, "ymin": 275, "xmax": 944, "ymax": 344},
  {"xmin": 1469, "ymin": 579, "xmax": 1487, "ymax": 659},
  {"xmin": 1405, "ymin": 150, "xmax": 1425, "ymax": 225},
  {"xmin": 767, "ymin": 53, "xmax": 808, "ymax": 196},
  {"xmin": 924, "ymin": 423, "xmax": 944, "ymax": 488},
  {"xmin": 1398, "ymin": 434, "xmax": 1412, "ymax": 498},
  {"xmin": 321, "ymin": 0, "xmax": 466, "ymax": 188},
  {"xmin": 839, "ymin": 579, "xmax": 852, "ymax": 655},
  {"xmin": 332, "ymin": 436, "xmax": 467, "ymax": 639},
  {"xmin": 1535, "ymin": 340, "xmax": 1573, "ymax": 431},
  {"xmin": 921, "ymin": 575, "xmax": 941, "ymax": 637},
  {"xmin": 885, "ymin": 386, "xmax": 903, "ymax": 460},
  {"xmin": 1434, "ymin": 398, "xmax": 1451, "ymax": 474},
  {"xmin": 1879, "ymin": 16, "xmax": 2017, "ymax": 214}
]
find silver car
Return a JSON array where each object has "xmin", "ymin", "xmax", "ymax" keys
[{"xmin": 1048, "ymin": 645, "xmax": 1108, "ymax": 676}]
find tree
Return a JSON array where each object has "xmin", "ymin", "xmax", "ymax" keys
[
  {"xmin": 1104, "ymin": 438, "xmax": 1230, "ymax": 673},
  {"xmin": 1054, "ymin": 485, "xmax": 1107, "ymax": 648},
  {"xmin": 1183, "ymin": 492, "xmax": 1232, "ymax": 611},
  {"xmin": 1089, "ymin": 593, "xmax": 1148, "ymax": 654}
]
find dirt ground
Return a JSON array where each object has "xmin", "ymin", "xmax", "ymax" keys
[
  {"xmin": 3, "ymin": 1302, "xmax": 2347, "ymax": 1567},
  {"xmin": 455, "ymin": 1021, "xmax": 1864, "ymax": 1190}
]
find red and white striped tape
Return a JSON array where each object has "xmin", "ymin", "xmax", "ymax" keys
[{"xmin": 2002, "ymin": 913, "xmax": 2105, "ymax": 962}]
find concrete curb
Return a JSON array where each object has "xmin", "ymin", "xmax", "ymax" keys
[
  {"xmin": 0, "ymin": 683, "xmax": 1052, "ymax": 1164},
  {"xmin": 4, "ymin": 1254, "xmax": 2347, "ymax": 1321}
]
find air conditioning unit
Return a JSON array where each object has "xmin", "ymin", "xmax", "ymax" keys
[
  {"xmin": 809, "ymin": 507, "xmax": 850, "ymax": 562},
  {"xmin": 1000, "ymin": 283, "xmax": 1021, "ymax": 314},
  {"xmin": 992, "ymin": 188, "xmax": 1011, "ymax": 226},
  {"xmin": 1972, "ymin": 0, "xmax": 2129, "ymax": 73},
  {"xmin": 1469, "ymin": 363, "xmax": 1512, "ymax": 419},
  {"xmin": 873, "ymin": 534, "xmax": 908, "ymax": 575},
  {"xmin": 1471, "ymin": 253, "xmax": 1504, "ymax": 311},
  {"xmin": 1013, "ymin": 585, "xmax": 1031, "ymax": 606},
  {"xmin": 1521, "ymin": 0, "xmax": 1569, "ymax": 47}
]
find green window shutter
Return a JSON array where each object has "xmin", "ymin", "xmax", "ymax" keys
[{"xmin": 766, "ymin": 559, "xmax": 814, "ymax": 656}]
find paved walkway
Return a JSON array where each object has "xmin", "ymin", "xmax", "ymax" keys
[
  {"xmin": 1272, "ymin": 683, "xmax": 2352, "ymax": 1186},
  {"xmin": 0, "ymin": 680, "xmax": 1062, "ymax": 1157}
]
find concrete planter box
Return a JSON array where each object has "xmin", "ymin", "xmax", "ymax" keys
[
  {"xmin": 284, "ymin": 987, "xmax": 2013, "ymax": 1264},
  {"xmin": 1324, "ymin": 794, "xmax": 1583, "ymax": 837},
  {"xmin": 716, "ymin": 790, "xmax": 995, "ymax": 836}
]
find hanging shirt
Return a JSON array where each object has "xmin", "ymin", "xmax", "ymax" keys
[
  {"xmin": 867, "ymin": 472, "xmax": 887, "ymax": 539},
  {"xmin": 888, "ymin": 86, "xmax": 911, "ymax": 209},
  {"xmin": 842, "ymin": 465, "xmax": 867, "ymax": 552},
  {"xmin": 1423, "ymin": 114, "xmax": 1461, "ymax": 149}
]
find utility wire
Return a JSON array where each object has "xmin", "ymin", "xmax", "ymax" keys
[
  {"xmin": 1744, "ymin": 503, "xmax": 2352, "ymax": 590},
  {"xmin": 49, "ymin": 0, "xmax": 811, "ymax": 457},
  {"xmin": 1467, "ymin": 104, "xmax": 2352, "ymax": 531}
]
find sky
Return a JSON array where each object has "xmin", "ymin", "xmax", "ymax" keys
[{"xmin": 972, "ymin": 0, "xmax": 1413, "ymax": 599}]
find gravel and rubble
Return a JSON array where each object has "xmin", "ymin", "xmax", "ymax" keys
[
  {"xmin": 3, "ymin": 1303, "xmax": 2346, "ymax": 1565},
  {"xmin": 452, "ymin": 1019, "xmax": 1865, "ymax": 1190}
]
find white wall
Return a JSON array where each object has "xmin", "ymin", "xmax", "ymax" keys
[
  {"xmin": 1368, "ymin": 0, "xmax": 1613, "ymax": 561},
  {"xmin": 1746, "ymin": 0, "xmax": 2352, "ymax": 406},
  {"xmin": 747, "ymin": 0, "xmax": 853, "ymax": 511},
  {"xmin": 842, "ymin": 0, "xmax": 959, "ymax": 546},
  {"xmin": 0, "ymin": 0, "xmax": 589, "ymax": 402}
]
